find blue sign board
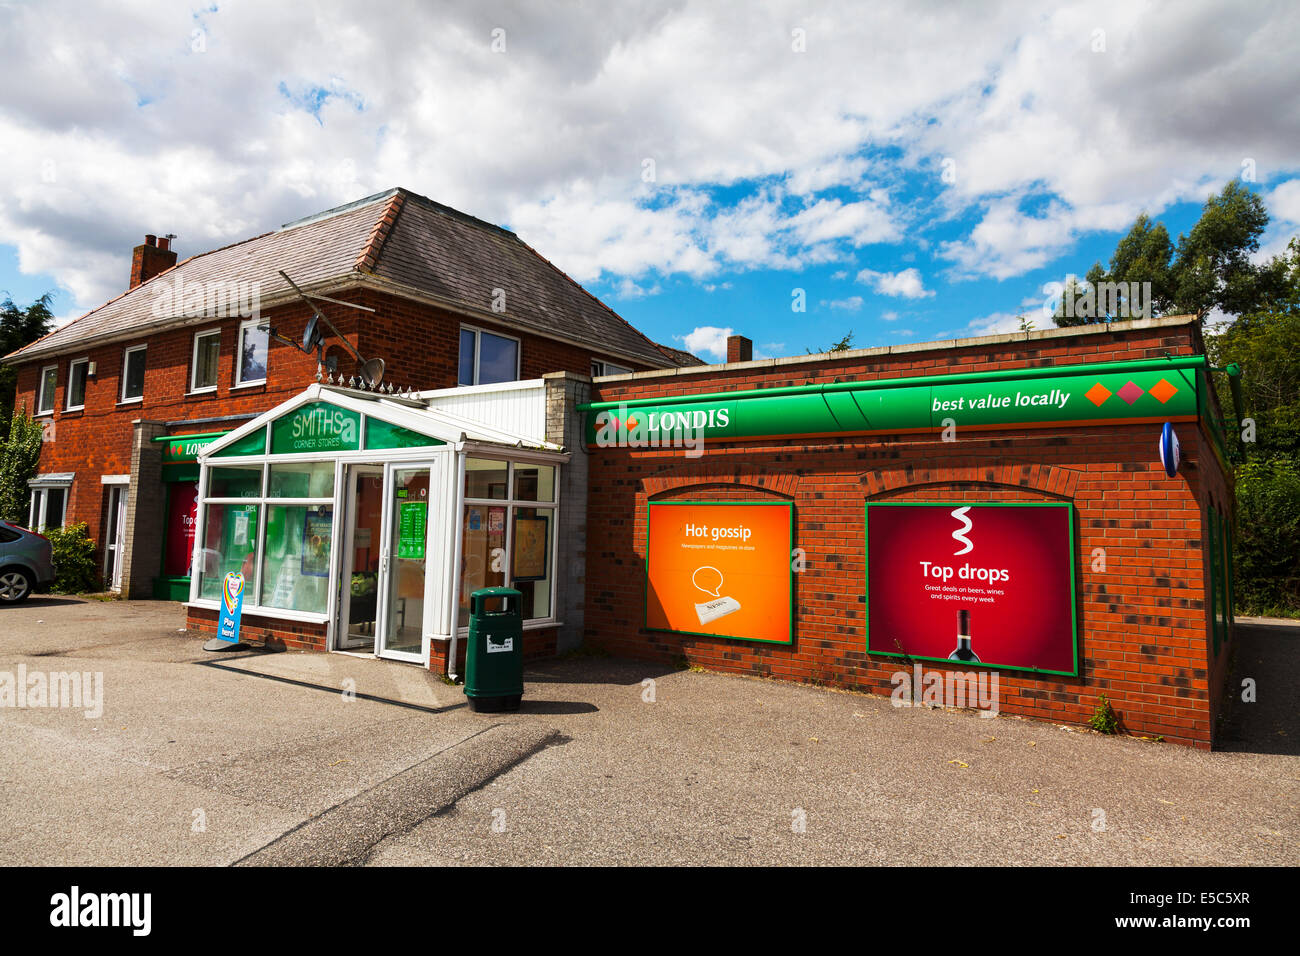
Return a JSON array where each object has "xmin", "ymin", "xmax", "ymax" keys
[{"xmin": 218, "ymin": 572, "xmax": 246, "ymax": 643}]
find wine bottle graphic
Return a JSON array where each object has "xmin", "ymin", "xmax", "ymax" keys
[{"xmin": 948, "ymin": 608, "xmax": 980, "ymax": 663}]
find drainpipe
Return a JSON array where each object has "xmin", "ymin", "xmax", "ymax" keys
[{"xmin": 446, "ymin": 449, "xmax": 467, "ymax": 682}]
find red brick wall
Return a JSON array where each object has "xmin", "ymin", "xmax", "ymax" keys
[
  {"xmin": 188, "ymin": 606, "xmax": 326, "ymax": 651},
  {"xmin": 583, "ymin": 323, "xmax": 1235, "ymax": 748}
]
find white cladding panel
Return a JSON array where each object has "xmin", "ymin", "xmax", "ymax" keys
[{"xmin": 418, "ymin": 380, "xmax": 547, "ymax": 443}]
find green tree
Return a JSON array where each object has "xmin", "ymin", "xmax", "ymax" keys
[
  {"xmin": 808, "ymin": 330, "xmax": 855, "ymax": 354},
  {"xmin": 1054, "ymin": 180, "xmax": 1292, "ymax": 326},
  {"xmin": 0, "ymin": 292, "xmax": 55, "ymax": 438},
  {"xmin": 1205, "ymin": 237, "xmax": 1300, "ymax": 616},
  {"xmin": 0, "ymin": 406, "xmax": 43, "ymax": 524}
]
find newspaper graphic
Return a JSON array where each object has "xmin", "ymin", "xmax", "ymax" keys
[{"xmin": 692, "ymin": 566, "xmax": 741, "ymax": 626}]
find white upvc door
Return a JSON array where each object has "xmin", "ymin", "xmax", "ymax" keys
[{"xmin": 375, "ymin": 461, "xmax": 438, "ymax": 664}]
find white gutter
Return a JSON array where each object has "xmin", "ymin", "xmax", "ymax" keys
[{"xmin": 446, "ymin": 449, "xmax": 468, "ymax": 682}]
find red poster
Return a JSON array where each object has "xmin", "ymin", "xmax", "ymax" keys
[
  {"xmin": 165, "ymin": 483, "xmax": 200, "ymax": 577},
  {"xmin": 865, "ymin": 502, "xmax": 1077, "ymax": 674}
]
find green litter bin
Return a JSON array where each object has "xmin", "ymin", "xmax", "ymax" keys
[{"xmin": 464, "ymin": 587, "xmax": 524, "ymax": 713}]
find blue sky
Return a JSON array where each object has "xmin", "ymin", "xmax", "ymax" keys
[{"xmin": 2, "ymin": 1, "xmax": 1297, "ymax": 362}]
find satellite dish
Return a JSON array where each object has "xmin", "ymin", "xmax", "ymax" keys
[
  {"xmin": 360, "ymin": 357, "xmax": 386, "ymax": 387},
  {"xmin": 302, "ymin": 315, "xmax": 325, "ymax": 352}
]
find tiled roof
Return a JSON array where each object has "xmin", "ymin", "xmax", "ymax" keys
[
  {"xmin": 6, "ymin": 188, "xmax": 681, "ymax": 368},
  {"xmin": 653, "ymin": 343, "xmax": 707, "ymax": 366}
]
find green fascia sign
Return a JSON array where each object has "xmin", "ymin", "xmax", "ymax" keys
[
  {"xmin": 581, "ymin": 357, "xmax": 1207, "ymax": 446},
  {"xmin": 270, "ymin": 402, "xmax": 361, "ymax": 454},
  {"xmin": 366, "ymin": 418, "xmax": 444, "ymax": 451}
]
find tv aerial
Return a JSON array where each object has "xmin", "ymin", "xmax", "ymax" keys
[{"xmin": 258, "ymin": 270, "xmax": 387, "ymax": 387}]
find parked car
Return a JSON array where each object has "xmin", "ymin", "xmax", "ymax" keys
[{"xmin": 0, "ymin": 520, "xmax": 56, "ymax": 604}]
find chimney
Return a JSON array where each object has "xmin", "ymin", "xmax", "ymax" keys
[
  {"xmin": 726, "ymin": 334, "xmax": 753, "ymax": 363},
  {"xmin": 130, "ymin": 233, "xmax": 177, "ymax": 289}
]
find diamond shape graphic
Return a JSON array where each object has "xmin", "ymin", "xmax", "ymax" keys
[
  {"xmin": 1149, "ymin": 378, "xmax": 1178, "ymax": 403},
  {"xmin": 1085, "ymin": 382, "xmax": 1112, "ymax": 406},
  {"xmin": 1117, "ymin": 381, "xmax": 1144, "ymax": 405}
]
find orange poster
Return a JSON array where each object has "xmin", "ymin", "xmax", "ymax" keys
[{"xmin": 646, "ymin": 501, "xmax": 793, "ymax": 643}]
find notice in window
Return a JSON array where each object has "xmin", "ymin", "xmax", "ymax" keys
[{"xmin": 398, "ymin": 501, "xmax": 427, "ymax": 560}]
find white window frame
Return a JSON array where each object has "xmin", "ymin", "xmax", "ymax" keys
[
  {"xmin": 592, "ymin": 359, "xmax": 633, "ymax": 377},
  {"xmin": 234, "ymin": 319, "xmax": 269, "ymax": 388},
  {"xmin": 36, "ymin": 365, "xmax": 57, "ymax": 415},
  {"xmin": 458, "ymin": 325, "xmax": 521, "ymax": 387},
  {"xmin": 28, "ymin": 483, "xmax": 71, "ymax": 531},
  {"xmin": 458, "ymin": 457, "xmax": 559, "ymax": 631},
  {"xmin": 120, "ymin": 345, "xmax": 147, "ymax": 403},
  {"xmin": 65, "ymin": 357, "xmax": 90, "ymax": 411},
  {"xmin": 190, "ymin": 328, "xmax": 222, "ymax": 394}
]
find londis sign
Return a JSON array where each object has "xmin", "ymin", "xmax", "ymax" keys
[
  {"xmin": 270, "ymin": 402, "xmax": 361, "ymax": 454},
  {"xmin": 160, "ymin": 432, "xmax": 229, "ymax": 464},
  {"xmin": 582, "ymin": 356, "xmax": 1205, "ymax": 447}
]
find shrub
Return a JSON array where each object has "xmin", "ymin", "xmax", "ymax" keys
[
  {"xmin": 1088, "ymin": 694, "xmax": 1120, "ymax": 735},
  {"xmin": 44, "ymin": 522, "xmax": 100, "ymax": 594}
]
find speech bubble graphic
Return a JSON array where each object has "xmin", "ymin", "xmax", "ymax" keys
[{"xmin": 692, "ymin": 565, "xmax": 723, "ymax": 597}]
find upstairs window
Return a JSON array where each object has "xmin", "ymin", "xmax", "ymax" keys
[
  {"xmin": 191, "ymin": 330, "xmax": 221, "ymax": 392},
  {"xmin": 37, "ymin": 365, "xmax": 57, "ymax": 414},
  {"xmin": 458, "ymin": 326, "xmax": 520, "ymax": 386},
  {"xmin": 66, "ymin": 359, "xmax": 89, "ymax": 411},
  {"xmin": 592, "ymin": 360, "xmax": 632, "ymax": 377},
  {"xmin": 237, "ymin": 321, "xmax": 269, "ymax": 386},
  {"xmin": 121, "ymin": 346, "xmax": 146, "ymax": 402}
]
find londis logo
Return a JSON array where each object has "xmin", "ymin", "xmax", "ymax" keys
[{"xmin": 594, "ymin": 404, "xmax": 730, "ymax": 458}]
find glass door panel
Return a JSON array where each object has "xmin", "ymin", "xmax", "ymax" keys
[
  {"xmin": 378, "ymin": 464, "xmax": 434, "ymax": 662},
  {"xmin": 339, "ymin": 467, "xmax": 383, "ymax": 650}
]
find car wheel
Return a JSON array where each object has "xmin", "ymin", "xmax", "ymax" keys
[{"xmin": 0, "ymin": 568, "xmax": 34, "ymax": 604}]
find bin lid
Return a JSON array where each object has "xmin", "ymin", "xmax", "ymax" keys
[{"xmin": 471, "ymin": 587, "xmax": 522, "ymax": 599}]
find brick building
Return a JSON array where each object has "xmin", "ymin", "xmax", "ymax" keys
[
  {"xmin": 578, "ymin": 317, "xmax": 1238, "ymax": 748},
  {"xmin": 2, "ymin": 189, "xmax": 1240, "ymax": 748},
  {"xmin": 3, "ymin": 187, "xmax": 696, "ymax": 608}
]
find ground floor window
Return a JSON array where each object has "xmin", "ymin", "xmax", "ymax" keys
[
  {"xmin": 198, "ymin": 459, "xmax": 335, "ymax": 616},
  {"xmin": 459, "ymin": 458, "xmax": 557, "ymax": 624},
  {"xmin": 28, "ymin": 484, "xmax": 70, "ymax": 531},
  {"xmin": 197, "ymin": 502, "xmax": 260, "ymax": 602},
  {"xmin": 260, "ymin": 504, "xmax": 333, "ymax": 613}
]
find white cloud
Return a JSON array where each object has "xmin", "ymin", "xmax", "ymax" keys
[
  {"xmin": 678, "ymin": 325, "xmax": 733, "ymax": 360},
  {"xmin": 823, "ymin": 295, "xmax": 864, "ymax": 311},
  {"xmin": 963, "ymin": 311, "xmax": 1032, "ymax": 336},
  {"xmin": 881, "ymin": 310, "xmax": 898, "ymax": 321},
  {"xmin": 856, "ymin": 267, "xmax": 933, "ymax": 298},
  {"xmin": 0, "ymin": 0, "xmax": 1298, "ymax": 312}
]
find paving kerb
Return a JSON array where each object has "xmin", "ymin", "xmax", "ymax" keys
[{"xmin": 235, "ymin": 722, "xmax": 561, "ymax": 866}]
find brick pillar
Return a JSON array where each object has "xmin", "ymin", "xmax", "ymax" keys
[
  {"xmin": 543, "ymin": 372, "xmax": 590, "ymax": 654},
  {"xmin": 726, "ymin": 334, "xmax": 752, "ymax": 363},
  {"xmin": 121, "ymin": 419, "xmax": 168, "ymax": 599}
]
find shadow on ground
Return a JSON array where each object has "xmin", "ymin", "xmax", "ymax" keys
[{"xmin": 1216, "ymin": 619, "xmax": 1299, "ymax": 756}]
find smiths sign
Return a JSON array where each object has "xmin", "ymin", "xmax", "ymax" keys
[{"xmin": 271, "ymin": 402, "xmax": 361, "ymax": 454}]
